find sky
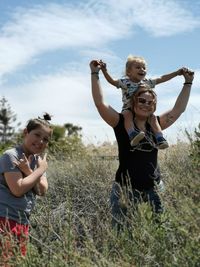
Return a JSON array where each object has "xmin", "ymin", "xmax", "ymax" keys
[{"xmin": 0, "ymin": 0, "xmax": 199, "ymax": 145}]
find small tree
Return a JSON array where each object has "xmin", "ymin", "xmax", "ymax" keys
[
  {"xmin": 52, "ymin": 125, "xmax": 66, "ymax": 141},
  {"xmin": 64, "ymin": 123, "xmax": 82, "ymax": 137},
  {"xmin": 48, "ymin": 123, "xmax": 86, "ymax": 160},
  {"xmin": 0, "ymin": 97, "xmax": 20, "ymax": 144},
  {"xmin": 191, "ymin": 124, "xmax": 200, "ymax": 170},
  {"xmin": 186, "ymin": 123, "xmax": 200, "ymax": 171}
]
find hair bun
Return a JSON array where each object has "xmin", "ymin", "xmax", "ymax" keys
[{"xmin": 43, "ymin": 112, "xmax": 52, "ymax": 121}]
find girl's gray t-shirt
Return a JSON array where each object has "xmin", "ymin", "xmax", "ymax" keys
[{"xmin": 0, "ymin": 145, "xmax": 37, "ymax": 224}]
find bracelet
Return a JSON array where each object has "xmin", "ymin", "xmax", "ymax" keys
[
  {"xmin": 91, "ymin": 72, "xmax": 99, "ymax": 75},
  {"xmin": 184, "ymin": 82, "xmax": 192, "ymax": 85}
]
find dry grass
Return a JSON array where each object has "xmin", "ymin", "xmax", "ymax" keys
[{"xmin": 2, "ymin": 142, "xmax": 199, "ymax": 267}]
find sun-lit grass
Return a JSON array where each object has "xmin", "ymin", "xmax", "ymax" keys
[{"xmin": 1, "ymin": 141, "xmax": 199, "ymax": 267}]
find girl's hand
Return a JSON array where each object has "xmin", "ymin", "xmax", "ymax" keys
[
  {"xmin": 99, "ymin": 60, "xmax": 107, "ymax": 72},
  {"xmin": 37, "ymin": 153, "xmax": 48, "ymax": 173},
  {"xmin": 177, "ymin": 67, "xmax": 186, "ymax": 75},
  {"xmin": 13, "ymin": 153, "xmax": 33, "ymax": 176},
  {"xmin": 177, "ymin": 67, "xmax": 194, "ymax": 76}
]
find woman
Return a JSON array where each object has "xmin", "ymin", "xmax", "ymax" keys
[{"xmin": 90, "ymin": 60, "xmax": 194, "ymax": 229}]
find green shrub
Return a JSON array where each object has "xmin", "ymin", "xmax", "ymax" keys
[{"xmin": 3, "ymin": 129, "xmax": 200, "ymax": 266}]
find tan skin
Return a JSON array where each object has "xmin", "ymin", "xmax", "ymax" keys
[
  {"xmin": 100, "ymin": 59, "xmax": 184, "ymax": 87},
  {"xmin": 132, "ymin": 90, "xmax": 157, "ymax": 132},
  {"xmin": 99, "ymin": 59, "xmax": 186, "ymax": 138},
  {"xmin": 90, "ymin": 60, "xmax": 194, "ymax": 138},
  {"xmin": 5, "ymin": 125, "xmax": 51, "ymax": 197}
]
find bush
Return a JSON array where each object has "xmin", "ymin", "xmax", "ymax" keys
[
  {"xmin": 11, "ymin": 143, "xmax": 199, "ymax": 267},
  {"xmin": 3, "ymin": 128, "xmax": 200, "ymax": 266}
]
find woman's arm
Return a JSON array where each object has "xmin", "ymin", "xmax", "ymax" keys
[
  {"xmin": 90, "ymin": 60, "xmax": 119, "ymax": 128},
  {"xmin": 159, "ymin": 69, "xmax": 194, "ymax": 130}
]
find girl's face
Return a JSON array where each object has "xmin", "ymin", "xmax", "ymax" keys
[
  {"xmin": 127, "ymin": 61, "xmax": 147, "ymax": 82},
  {"xmin": 23, "ymin": 125, "xmax": 52, "ymax": 155},
  {"xmin": 133, "ymin": 91, "xmax": 156, "ymax": 118}
]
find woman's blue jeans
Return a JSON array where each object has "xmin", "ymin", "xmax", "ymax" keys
[{"xmin": 110, "ymin": 182, "xmax": 164, "ymax": 231}]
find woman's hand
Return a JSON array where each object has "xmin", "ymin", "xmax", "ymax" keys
[
  {"xmin": 90, "ymin": 60, "xmax": 101, "ymax": 73},
  {"xmin": 182, "ymin": 68, "xmax": 194, "ymax": 83}
]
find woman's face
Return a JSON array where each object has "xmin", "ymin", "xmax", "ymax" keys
[
  {"xmin": 133, "ymin": 91, "xmax": 156, "ymax": 118},
  {"xmin": 23, "ymin": 125, "xmax": 52, "ymax": 155}
]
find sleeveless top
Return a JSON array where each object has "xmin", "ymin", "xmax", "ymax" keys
[{"xmin": 114, "ymin": 113, "xmax": 161, "ymax": 191}]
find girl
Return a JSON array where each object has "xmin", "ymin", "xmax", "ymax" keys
[{"xmin": 0, "ymin": 113, "xmax": 53, "ymax": 263}]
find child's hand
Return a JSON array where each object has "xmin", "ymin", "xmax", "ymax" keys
[
  {"xmin": 183, "ymin": 69, "xmax": 194, "ymax": 83},
  {"xmin": 37, "ymin": 153, "xmax": 48, "ymax": 173},
  {"xmin": 182, "ymin": 67, "xmax": 194, "ymax": 75},
  {"xmin": 89, "ymin": 59, "xmax": 107, "ymax": 73},
  {"xmin": 13, "ymin": 153, "xmax": 33, "ymax": 176},
  {"xmin": 99, "ymin": 60, "xmax": 107, "ymax": 71},
  {"xmin": 178, "ymin": 67, "xmax": 194, "ymax": 75},
  {"xmin": 177, "ymin": 67, "xmax": 185, "ymax": 75}
]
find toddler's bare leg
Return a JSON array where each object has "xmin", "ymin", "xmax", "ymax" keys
[
  {"xmin": 148, "ymin": 114, "xmax": 162, "ymax": 134},
  {"xmin": 148, "ymin": 114, "xmax": 169, "ymax": 149},
  {"xmin": 122, "ymin": 110, "xmax": 134, "ymax": 133},
  {"xmin": 122, "ymin": 110, "xmax": 145, "ymax": 146}
]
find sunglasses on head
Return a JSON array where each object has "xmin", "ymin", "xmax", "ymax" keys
[{"xmin": 137, "ymin": 97, "xmax": 155, "ymax": 106}]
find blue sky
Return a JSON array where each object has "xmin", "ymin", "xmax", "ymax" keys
[{"xmin": 0, "ymin": 0, "xmax": 199, "ymax": 145}]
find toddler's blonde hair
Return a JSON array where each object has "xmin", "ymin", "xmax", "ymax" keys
[{"xmin": 125, "ymin": 55, "xmax": 147, "ymax": 76}]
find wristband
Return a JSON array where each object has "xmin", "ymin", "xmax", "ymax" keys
[
  {"xmin": 184, "ymin": 82, "xmax": 192, "ymax": 85},
  {"xmin": 91, "ymin": 72, "xmax": 99, "ymax": 75}
]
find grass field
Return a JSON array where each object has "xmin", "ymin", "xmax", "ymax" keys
[{"xmin": 1, "ymin": 141, "xmax": 199, "ymax": 267}]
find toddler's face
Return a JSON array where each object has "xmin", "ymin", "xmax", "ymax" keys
[{"xmin": 127, "ymin": 61, "xmax": 147, "ymax": 82}]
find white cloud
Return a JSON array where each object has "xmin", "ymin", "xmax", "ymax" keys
[
  {"xmin": 0, "ymin": 0, "xmax": 199, "ymax": 144},
  {"xmin": 1, "ymin": 69, "xmax": 93, "ymax": 121},
  {"xmin": 128, "ymin": 0, "xmax": 200, "ymax": 37},
  {"xmin": 0, "ymin": 0, "xmax": 199, "ymax": 78},
  {"xmin": 2, "ymin": 66, "xmax": 198, "ymax": 145},
  {"xmin": 1, "ymin": 69, "xmax": 117, "ymax": 145}
]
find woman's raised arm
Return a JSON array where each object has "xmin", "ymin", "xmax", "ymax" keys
[
  {"xmin": 90, "ymin": 60, "xmax": 119, "ymax": 128},
  {"xmin": 159, "ymin": 69, "xmax": 194, "ymax": 130}
]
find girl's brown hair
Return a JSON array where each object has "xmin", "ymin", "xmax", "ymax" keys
[{"xmin": 26, "ymin": 113, "xmax": 53, "ymax": 134}]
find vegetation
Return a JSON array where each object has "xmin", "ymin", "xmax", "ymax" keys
[
  {"xmin": 0, "ymin": 100, "xmax": 199, "ymax": 266},
  {"xmin": 48, "ymin": 123, "xmax": 86, "ymax": 160},
  {"xmin": 1, "ymin": 127, "xmax": 199, "ymax": 267},
  {"xmin": 0, "ymin": 97, "xmax": 21, "ymax": 153},
  {"xmin": 186, "ymin": 123, "xmax": 200, "ymax": 172}
]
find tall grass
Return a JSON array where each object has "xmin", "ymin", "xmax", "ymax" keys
[{"xmin": 2, "ymin": 142, "xmax": 199, "ymax": 267}]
